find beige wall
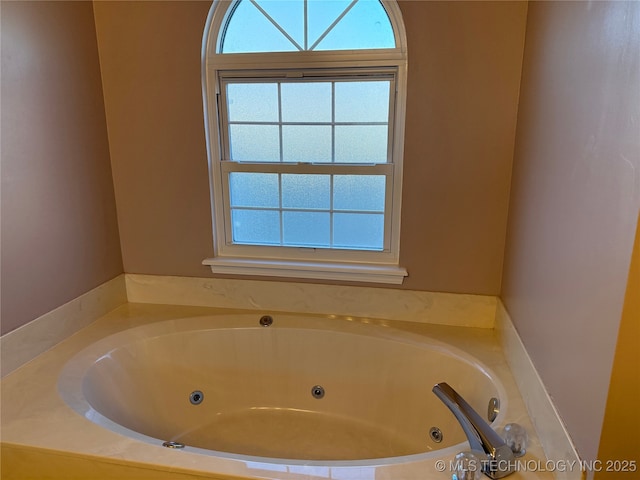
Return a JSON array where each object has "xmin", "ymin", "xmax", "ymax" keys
[
  {"xmin": 595, "ymin": 213, "xmax": 640, "ymax": 477},
  {"xmin": 93, "ymin": 1, "xmax": 214, "ymax": 279},
  {"xmin": 0, "ymin": 1, "xmax": 123, "ymax": 335},
  {"xmin": 94, "ymin": 0, "xmax": 527, "ymax": 294},
  {"xmin": 502, "ymin": 1, "xmax": 640, "ymax": 462},
  {"xmin": 400, "ymin": 1, "xmax": 526, "ymax": 294}
]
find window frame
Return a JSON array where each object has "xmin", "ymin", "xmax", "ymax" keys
[{"xmin": 202, "ymin": 0, "xmax": 408, "ymax": 284}]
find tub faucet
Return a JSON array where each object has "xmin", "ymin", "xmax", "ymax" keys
[{"xmin": 432, "ymin": 382, "xmax": 516, "ymax": 479}]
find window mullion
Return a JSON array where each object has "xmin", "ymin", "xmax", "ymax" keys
[
  {"xmin": 279, "ymin": 173, "xmax": 284, "ymax": 246},
  {"xmin": 277, "ymin": 82, "xmax": 283, "ymax": 163},
  {"xmin": 331, "ymin": 81, "xmax": 336, "ymax": 163},
  {"xmin": 329, "ymin": 175, "xmax": 335, "ymax": 249},
  {"xmin": 308, "ymin": 0, "xmax": 359, "ymax": 51},
  {"xmin": 303, "ymin": 0, "xmax": 308, "ymax": 51},
  {"xmin": 248, "ymin": 0, "xmax": 303, "ymax": 51},
  {"xmin": 330, "ymin": 81, "xmax": 336, "ymax": 247},
  {"xmin": 277, "ymin": 83, "xmax": 284, "ymax": 245}
]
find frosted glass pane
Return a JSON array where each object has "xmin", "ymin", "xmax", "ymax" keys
[
  {"xmin": 221, "ymin": 0, "xmax": 298, "ymax": 53},
  {"xmin": 283, "ymin": 211, "xmax": 330, "ymax": 247},
  {"xmin": 282, "ymin": 174, "xmax": 330, "ymax": 210},
  {"xmin": 227, "ymin": 83, "xmax": 278, "ymax": 122},
  {"xmin": 229, "ymin": 173, "xmax": 279, "ymax": 208},
  {"xmin": 335, "ymin": 81, "xmax": 390, "ymax": 122},
  {"xmin": 281, "ymin": 83, "xmax": 332, "ymax": 122},
  {"xmin": 334, "ymin": 175, "xmax": 385, "ymax": 212},
  {"xmin": 314, "ymin": 0, "xmax": 395, "ymax": 51},
  {"xmin": 230, "ymin": 125, "xmax": 280, "ymax": 162},
  {"xmin": 335, "ymin": 125, "xmax": 388, "ymax": 163},
  {"xmin": 282, "ymin": 126, "xmax": 332, "ymax": 163},
  {"xmin": 254, "ymin": 0, "xmax": 304, "ymax": 49},
  {"xmin": 231, "ymin": 209, "xmax": 281, "ymax": 245},
  {"xmin": 333, "ymin": 213, "xmax": 384, "ymax": 250}
]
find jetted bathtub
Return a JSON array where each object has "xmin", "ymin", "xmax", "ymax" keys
[{"xmin": 58, "ymin": 313, "xmax": 507, "ymax": 465}]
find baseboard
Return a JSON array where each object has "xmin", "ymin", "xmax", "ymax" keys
[
  {"xmin": 496, "ymin": 300, "xmax": 584, "ymax": 480},
  {"xmin": 0, "ymin": 275, "xmax": 127, "ymax": 377},
  {"xmin": 125, "ymin": 274, "xmax": 497, "ymax": 328}
]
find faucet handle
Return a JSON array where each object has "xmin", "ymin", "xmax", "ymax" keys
[
  {"xmin": 452, "ymin": 450, "xmax": 486, "ymax": 480},
  {"xmin": 501, "ymin": 423, "xmax": 528, "ymax": 457}
]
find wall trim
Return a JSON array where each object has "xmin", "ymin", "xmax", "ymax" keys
[
  {"xmin": 496, "ymin": 300, "xmax": 584, "ymax": 480},
  {"xmin": 125, "ymin": 274, "xmax": 497, "ymax": 328},
  {"xmin": 0, "ymin": 275, "xmax": 127, "ymax": 378}
]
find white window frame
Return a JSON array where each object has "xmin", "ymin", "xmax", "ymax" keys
[{"xmin": 201, "ymin": 0, "xmax": 408, "ymax": 284}]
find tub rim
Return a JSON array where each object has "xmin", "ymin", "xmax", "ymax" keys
[{"xmin": 57, "ymin": 313, "xmax": 508, "ymax": 467}]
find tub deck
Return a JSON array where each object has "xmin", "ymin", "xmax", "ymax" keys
[{"xmin": 1, "ymin": 303, "xmax": 554, "ymax": 480}]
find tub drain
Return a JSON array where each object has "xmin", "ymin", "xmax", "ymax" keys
[{"xmin": 311, "ymin": 385, "xmax": 325, "ymax": 399}]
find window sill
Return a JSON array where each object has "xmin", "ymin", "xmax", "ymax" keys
[{"xmin": 202, "ymin": 257, "xmax": 408, "ymax": 285}]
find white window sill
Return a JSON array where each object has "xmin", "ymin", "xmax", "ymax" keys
[{"xmin": 202, "ymin": 257, "xmax": 408, "ymax": 285}]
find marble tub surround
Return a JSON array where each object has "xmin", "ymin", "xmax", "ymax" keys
[
  {"xmin": 496, "ymin": 302, "xmax": 583, "ymax": 480},
  {"xmin": 1, "ymin": 303, "xmax": 552, "ymax": 480},
  {"xmin": 0, "ymin": 275, "xmax": 127, "ymax": 378},
  {"xmin": 1, "ymin": 273, "xmax": 494, "ymax": 379},
  {"xmin": 125, "ymin": 274, "xmax": 498, "ymax": 328}
]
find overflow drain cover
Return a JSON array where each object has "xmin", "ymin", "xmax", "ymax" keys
[
  {"xmin": 429, "ymin": 427, "xmax": 443, "ymax": 443},
  {"xmin": 162, "ymin": 441, "xmax": 185, "ymax": 449}
]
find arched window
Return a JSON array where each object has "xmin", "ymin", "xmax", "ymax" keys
[{"xmin": 202, "ymin": 0, "xmax": 408, "ymax": 284}]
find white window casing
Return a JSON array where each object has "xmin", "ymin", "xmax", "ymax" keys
[{"xmin": 202, "ymin": 0, "xmax": 408, "ymax": 284}]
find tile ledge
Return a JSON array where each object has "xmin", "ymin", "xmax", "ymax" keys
[
  {"xmin": 125, "ymin": 273, "xmax": 497, "ymax": 328},
  {"xmin": 1, "ymin": 275, "xmax": 127, "ymax": 378},
  {"xmin": 496, "ymin": 300, "xmax": 584, "ymax": 480}
]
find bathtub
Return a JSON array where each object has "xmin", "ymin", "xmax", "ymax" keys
[{"xmin": 57, "ymin": 312, "xmax": 507, "ymax": 466}]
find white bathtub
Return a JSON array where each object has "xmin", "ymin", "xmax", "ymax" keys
[{"xmin": 58, "ymin": 313, "xmax": 507, "ymax": 466}]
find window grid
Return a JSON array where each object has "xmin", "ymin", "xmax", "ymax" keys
[
  {"xmin": 222, "ymin": 0, "xmax": 385, "ymax": 53},
  {"xmin": 222, "ymin": 74, "xmax": 392, "ymax": 251},
  {"xmin": 224, "ymin": 78, "xmax": 392, "ymax": 164},
  {"xmin": 229, "ymin": 172, "xmax": 385, "ymax": 249}
]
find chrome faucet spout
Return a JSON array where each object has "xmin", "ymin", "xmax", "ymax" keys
[{"xmin": 432, "ymin": 382, "xmax": 516, "ymax": 479}]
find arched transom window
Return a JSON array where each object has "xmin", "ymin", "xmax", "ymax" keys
[{"xmin": 202, "ymin": 0, "xmax": 408, "ymax": 284}]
